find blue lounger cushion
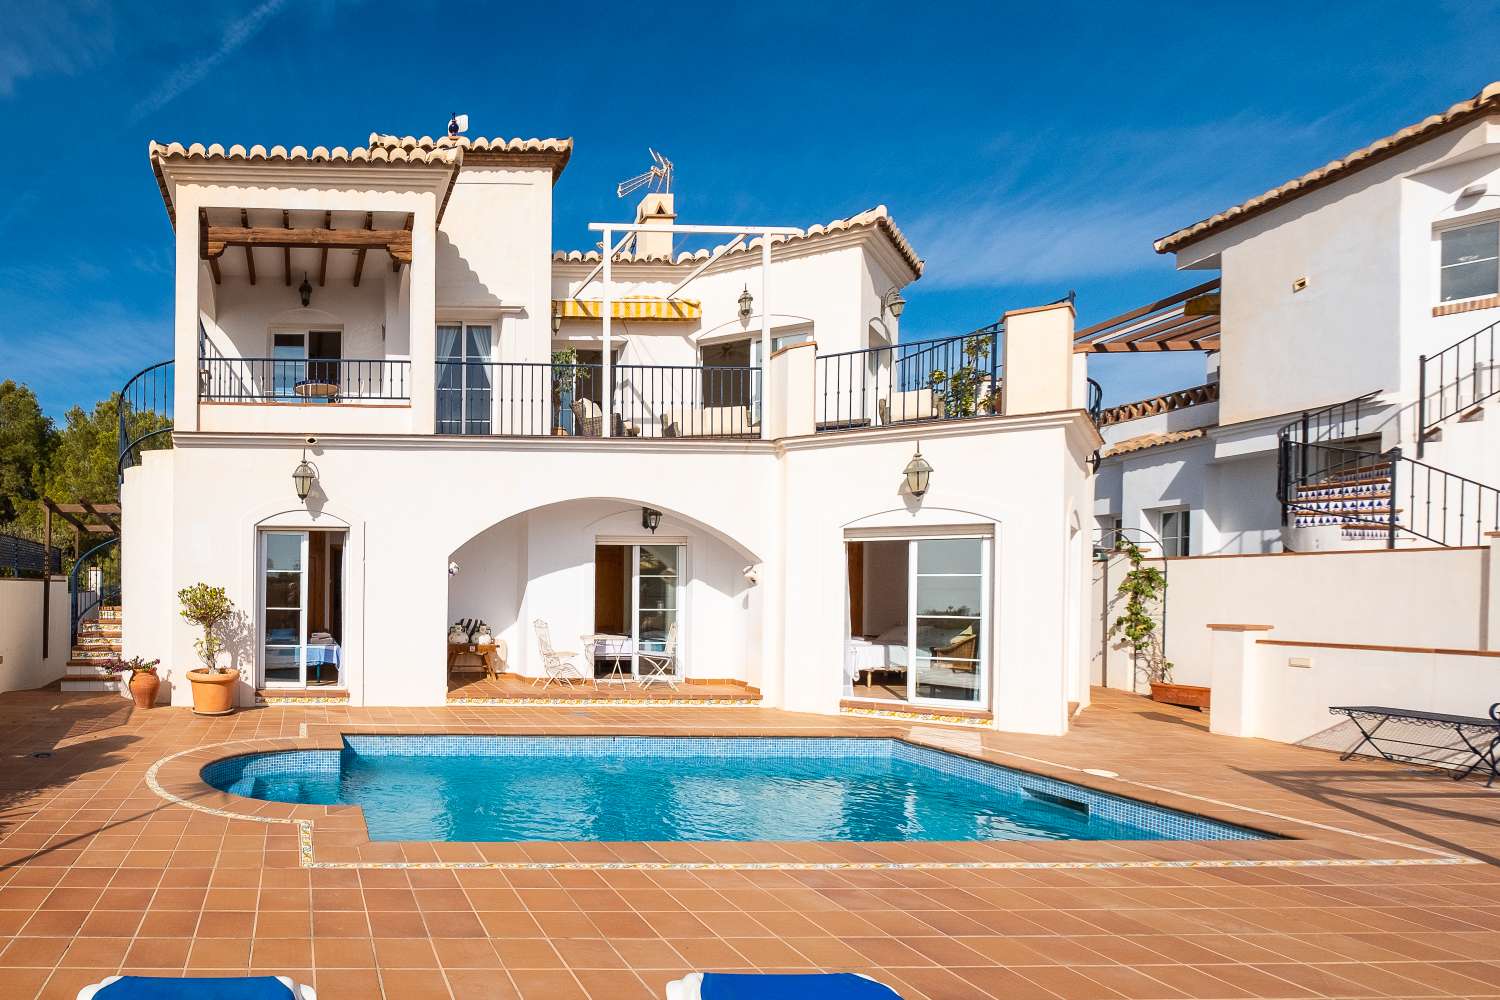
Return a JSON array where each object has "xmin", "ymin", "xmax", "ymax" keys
[
  {"xmin": 82, "ymin": 976, "xmax": 304, "ymax": 1000},
  {"xmin": 695, "ymin": 972, "xmax": 902, "ymax": 999}
]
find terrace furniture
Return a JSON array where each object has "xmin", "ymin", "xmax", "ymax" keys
[
  {"xmin": 1329, "ymin": 704, "xmax": 1500, "ymax": 786},
  {"xmin": 571, "ymin": 398, "xmax": 639, "ymax": 437},
  {"xmin": 583, "ymin": 632, "xmax": 633, "ymax": 685},
  {"xmin": 878, "ymin": 388, "xmax": 944, "ymax": 426},
  {"xmin": 533, "ymin": 619, "xmax": 589, "ymax": 689},
  {"xmin": 664, "ymin": 405, "xmax": 756, "ymax": 437},
  {"xmin": 637, "ymin": 622, "xmax": 679, "ymax": 690},
  {"xmin": 447, "ymin": 640, "xmax": 504, "ymax": 680},
  {"xmin": 665, "ymin": 972, "xmax": 901, "ymax": 1000},
  {"xmin": 77, "ymin": 976, "xmax": 315, "ymax": 1000}
]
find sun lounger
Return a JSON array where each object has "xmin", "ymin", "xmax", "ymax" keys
[
  {"xmin": 666, "ymin": 972, "xmax": 901, "ymax": 999},
  {"xmin": 1329, "ymin": 703, "xmax": 1500, "ymax": 786},
  {"xmin": 78, "ymin": 976, "xmax": 315, "ymax": 1000}
]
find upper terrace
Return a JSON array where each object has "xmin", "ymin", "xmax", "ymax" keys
[{"xmin": 126, "ymin": 136, "xmax": 1104, "ymax": 469}]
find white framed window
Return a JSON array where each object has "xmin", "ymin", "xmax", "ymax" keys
[
  {"xmin": 436, "ymin": 323, "xmax": 493, "ymax": 434},
  {"xmin": 1439, "ymin": 220, "xmax": 1499, "ymax": 303},
  {"xmin": 1157, "ymin": 509, "xmax": 1191, "ymax": 558}
]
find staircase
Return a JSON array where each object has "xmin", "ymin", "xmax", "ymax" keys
[
  {"xmin": 1288, "ymin": 461, "xmax": 1400, "ymax": 545},
  {"xmin": 61, "ymin": 607, "xmax": 123, "ymax": 693}
]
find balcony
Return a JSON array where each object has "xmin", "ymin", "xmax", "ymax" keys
[{"xmin": 199, "ymin": 356, "xmax": 411, "ymax": 404}]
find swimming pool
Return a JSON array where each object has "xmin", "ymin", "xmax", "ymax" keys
[{"xmin": 202, "ymin": 736, "xmax": 1270, "ymax": 844}]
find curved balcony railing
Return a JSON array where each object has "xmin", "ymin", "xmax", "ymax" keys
[
  {"xmin": 117, "ymin": 360, "xmax": 174, "ymax": 481},
  {"xmin": 69, "ymin": 535, "xmax": 119, "ymax": 645}
]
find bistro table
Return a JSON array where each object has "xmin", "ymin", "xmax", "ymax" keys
[{"xmin": 583, "ymin": 634, "xmax": 634, "ymax": 685}]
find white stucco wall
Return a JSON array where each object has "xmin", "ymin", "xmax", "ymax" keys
[
  {"xmin": 0, "ymin": 578, "xmax": 70, "ymax": 692},
  {"xmin": 1090, "ymin": 545, "xmax": 1488, "ymax": 691}
]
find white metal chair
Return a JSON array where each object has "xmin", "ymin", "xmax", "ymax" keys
[
  {"xmin": 533, "ymin": 619, "xmax": 588, "ymax": 689},
  {"xmin": 637, "ymin": 622, "xmax": 679, "ymax": 690}
]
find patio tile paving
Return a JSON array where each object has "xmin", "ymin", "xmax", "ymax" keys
[{"xmin": 1, "ymin": 687, "xmax": 1499, "ymax": 998}]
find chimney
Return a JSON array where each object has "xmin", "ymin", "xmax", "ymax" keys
[{"xmin": 634, "ymin": 192, "xmax": 676, "ymax": 260}]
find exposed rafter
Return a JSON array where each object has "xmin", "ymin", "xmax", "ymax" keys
[
  {"xmin": 282, "ymin": 210, "xmax": 292, "ymax": 286},
  {"xmin": 318, "ymin": 211, "xmax": 331, "ymax": 286},
  {"xmin": 240, "ymin": 209, "xmax": 256, "ymax": 285},
  {"xmin": 1073, "ymin": 278, "xmax": 1221, "ymax": 354},
  {"xmin": 200, "ymin": 209, "xmax": 221, "ymax": 284},
  {"xmin": 353, "ymin": 212, "xmax": 373, "ymax": 287}
]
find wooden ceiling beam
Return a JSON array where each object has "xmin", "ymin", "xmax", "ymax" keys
[
  {"xmin": 203, "ymin": 226, "xmax": 411, "ymax": 254},
  {"xmin": 394, "ymin": 212, "xmax": 413, "ymax": 272},
  {"xmin": 352, "ymin": 212, "xmax": 373, "ymax": 287},
  {"xmin": 240, "ymin": 209, "xmax": 256, "ymax": 285},
  {"xmin": 318, "ymin": 211, "xmax": 331, "ymax": 286},
  {"xmin": 200, "ymin": 209, "xmax": 221, "ymax": 284},
  {"xmin": 282, "ymin": 210, "xmax": 292, "ymax": 286}
]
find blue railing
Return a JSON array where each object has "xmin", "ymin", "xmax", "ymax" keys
[
  {"xmin": 117, "ymin": 360, "xmax": 174, "ymax": 481},
  {"xmin": 815, "ymin": 326, "xmax": 1003, "ymax": 431}
]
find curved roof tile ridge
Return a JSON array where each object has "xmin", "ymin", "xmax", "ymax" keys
[
  {"xmin": 1156, "ymin": 80, "xmax": 1500, "ymax": 253},
  {"xmin": 550, "ymin": 204, "xmax": 923, "ymax": 276},
  {"xmin": 367, "ymin": 132, "xmax": 573, "ymax": 154}
]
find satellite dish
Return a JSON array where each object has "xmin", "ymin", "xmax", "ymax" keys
[{"xmin": 448, "ymin": 113, "xmax": 469, "ymax": 137}]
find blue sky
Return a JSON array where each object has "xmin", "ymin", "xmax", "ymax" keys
[{"xmin": 2, "ymin": 0, "xmax": 1499, "ymax": 417}]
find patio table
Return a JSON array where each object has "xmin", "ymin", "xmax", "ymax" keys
[{"xmin": 584, "ymin": 633, "xmax": 634, "ymax": 685}]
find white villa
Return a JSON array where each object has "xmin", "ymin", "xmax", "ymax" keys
[
  {"xmin": 1094, "ymin": 81, "xmax": 1500, "ymax": 556},
  {"xmin": 103, "ymin": 126, "xmax": 1101, "ymax": 734}
]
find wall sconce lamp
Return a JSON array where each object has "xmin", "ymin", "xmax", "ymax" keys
[
  {"xmin": 293, "ymin": 437, "xmax": 319, "ymax": 502},
  {"xmin": 642, "ymin": 507, "xmax": 663, "ymax": 533},
  {"xmin": 737, "ymin": 285, "xmax": 753, "ymax": 322},
  {"xmin": 551, "ymin": 308, "xmax": 562, "ymax": 335},
  {"xmin": 882, "ymin": 287, "xmax": 906, "ymax": 319},
  {"xmin": 903, "ymin": 445, "xmax": 932, "ymax": 499},
  {"xmin": 299, "ymin": 273, "xmax": 312, "ymax": 308}
]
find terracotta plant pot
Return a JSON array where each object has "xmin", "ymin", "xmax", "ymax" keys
[
  {"xmin": 1150, "ymin": 681, "xmax": 1211, "ymax": 711},
  {"xmin": 128, "ymin": 671, "xmax": 160, "ymax": 709},
  {"xmin": 187, "ymin": 668, "xmax": 241, "ymax": 716}
]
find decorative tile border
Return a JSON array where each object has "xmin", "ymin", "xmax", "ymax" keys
[
  {"xmin": 257, "ymin": 695, "xmax": 351, "ymax": 706},
  {"xmin": 840, "ymin": 705, "xmax": 991, "ymax": 728},
  {"xmin": 144, "ymin": 734, "xmax": 1484, "ymax": 873},
  {"xmin": 447, "ymin": 698, "xmax": 762, "ymax": 708}
]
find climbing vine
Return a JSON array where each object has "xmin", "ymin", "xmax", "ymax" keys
[{"xmin": 1108, "ymin": 538, "xmax": 1172, "ymax": 684}]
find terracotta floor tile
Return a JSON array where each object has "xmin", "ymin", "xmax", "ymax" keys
[
  {"xmin": 441, "ymin": 969, "xmax": 522, "ymax": 999},
  {"xmin": 373, "ymin": 968, "xmax": 453, "ymax": 999},
  {"xmin": 508, "ymin": 968, "xmax": 588, "ymax": 1000}
]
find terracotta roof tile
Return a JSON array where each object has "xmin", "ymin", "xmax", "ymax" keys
[
  {"xmin": 1101, "ymin": 427, "xmax": 1206, "ymax": 458},
  {"xmin": 1156, "ymin": 81, "xmax": 1500, "ymax": 253},
  {"xmin": 367, "ymin": 133, "xmax": 572, "ymax": 179},
  {"xmin": 552, "ymin": 205, "xmax": 923, "ymax": 278},
  {"xmin": 1098, "ymin": 382, "xmax": 1219, "ymax": 427},
  {"xmin": 148, "ymin": 139, "xmax": 463, "ymax": 225}
]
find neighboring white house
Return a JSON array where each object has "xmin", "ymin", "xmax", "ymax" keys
[
  {"xmin": 106, "ymin": 126, "xmax": 1100, "ymax": 735},
  {"xmin": 1095, "ymin": 80, "xmax": 1500, "ymax": 555}
]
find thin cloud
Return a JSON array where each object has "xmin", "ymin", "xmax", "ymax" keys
[
  {"xmin": 0, "ymin": 1, "xmax": 116, "ymax": 97},
  {"xmin": 126, "ymin": 0, "xmax": 289, "ymax": 123}
]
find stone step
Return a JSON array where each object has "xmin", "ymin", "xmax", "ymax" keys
[{"xmin": 60, "ymin": 678, "xmax": 121, "ymax": 693}]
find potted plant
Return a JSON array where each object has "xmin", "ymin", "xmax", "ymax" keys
[
  {"xmin": 1108, "ymin": 539, "xmax": 1207, "ymax": 710},
  {"xmin": 103, "ymin": 656, "xmax": 161, "ymax": 709},
  {"xmin": 550, "ymin": 347, "xmax": 579, "ymax": 435},
  {"xmin": 179, "ymin": 583, "xmax": 239, "ymax": 715},
  {"xmin": 927, "ymin": 334, "xmax": 996, "ymax": 418}
]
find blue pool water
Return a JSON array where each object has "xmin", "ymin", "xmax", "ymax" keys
[{"xmin": 202, "ymin": 736, "xmax": 1269, "ymax": 843}]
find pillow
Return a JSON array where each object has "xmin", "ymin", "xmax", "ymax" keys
[{"xmin": 873, "ymin": 624, "xmax": 906, "ymax": 644}]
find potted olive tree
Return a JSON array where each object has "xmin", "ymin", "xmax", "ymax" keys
[{"xmin": 179, "ymin": 583, "xmax": 239, "ymax": 715}]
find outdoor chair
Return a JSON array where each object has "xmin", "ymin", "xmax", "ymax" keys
[
  {"xmin": 570, "ymin": 397, "xmax": 639, "ymax": 437},
  {"xmin": 637, "ymin": 622, "xmax": 679, "ymax": 690},
  {"xmin": 78, "ymin": 976, "xmax": 314, "ymax": 1000},
  {"xmin": 878, "ymin": 388, "xmax": 944, "ymax": 425},
  {"xmin": 532, "ymin": 619, "xmax": 589, "ymax": 689}
]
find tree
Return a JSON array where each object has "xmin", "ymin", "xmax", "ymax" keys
[
  {"xmin": 43, "ymin": 395, "xmax": 124, "ymax": 508},
  {"xmin": 0, "ymin": 381, "xmax": 56, "ymax": 527},
  {"xmin": 1108, "ymin": 538, "xmax": 1172, "ymax": 686}
]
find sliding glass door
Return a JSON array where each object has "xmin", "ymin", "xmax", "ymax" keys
[
  {"xmin": 632, "ymin": 543, "xmax": 683, "ymax": 678},
  {"xmin": 910, "ymin": 537, "xmax": 986, "ymax": 705},
  {"xmin": 262, "ymin": 532, "xmax": 307, "ymax": 686}
]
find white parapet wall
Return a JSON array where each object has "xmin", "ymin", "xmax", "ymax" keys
[
  {"xmin": 0, "ymin": 578, "xmax": 71, "ymax": 692},
  {"xmin": 1091, "ymin": 543, "xmax": 1490, "ymax": 691},
  {"xmin": 1208, "ymin": 626, "xmax": 1500, "ymax": 747}
]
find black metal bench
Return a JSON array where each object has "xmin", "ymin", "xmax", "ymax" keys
[{"xmin": 1329, "ymin": 704, "xmax": 1500, "ymax": 786}]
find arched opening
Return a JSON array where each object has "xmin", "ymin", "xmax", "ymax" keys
[{"xmin": 444, "ymin": 497, "xmax": 762, "ymax": 700}]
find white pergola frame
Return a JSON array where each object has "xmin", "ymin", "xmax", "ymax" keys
[{"xmin": 580, "ymin": 223, "xmax": 802, "ymax": 440}]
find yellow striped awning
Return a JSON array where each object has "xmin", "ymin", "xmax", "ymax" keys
[{"xmin": 555, "ymin": 296, "xmax": 702, "ymax": 322}]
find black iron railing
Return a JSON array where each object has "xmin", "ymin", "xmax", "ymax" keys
[
  {"xmin": 1419, "ymin": 318, "xmax": 1500, "ymax": 457},
  {"xmin": 815, "ymin": 327, "xmax": 1002, "ymax": 432},
  {"xmin": 434, "ymin": 361, "xmax": 762, "ymax": 438},
  {"xmin": 117, "ymin": 359, "xmax": 174, "ymax": 480},
  {"xmin": 1086, "ymin": 377, "xmax": 1103, "ymax": 424},
  {"xmin": 199, "ymin": 356, "xmax": 410, "ymax": 403},
  {"xmin": 614, "ymin": 364, "xmax": 760, "ymax": 438},
  {"xmin": 1277, "ymin": 391, "xmax": 1500, "ymax": 547},
  {"xmin": 69, "ymin": 535, "xmax": 118, "ymax": 645}
]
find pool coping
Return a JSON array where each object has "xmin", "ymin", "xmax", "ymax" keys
[{"xmin": 146, "ymin": 721, "xmax": 1482, "ymax": 873}]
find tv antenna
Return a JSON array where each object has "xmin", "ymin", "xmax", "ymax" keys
[{"xmin": 616, "ymin": 148, "xmax": 673, "ymax": 197}]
